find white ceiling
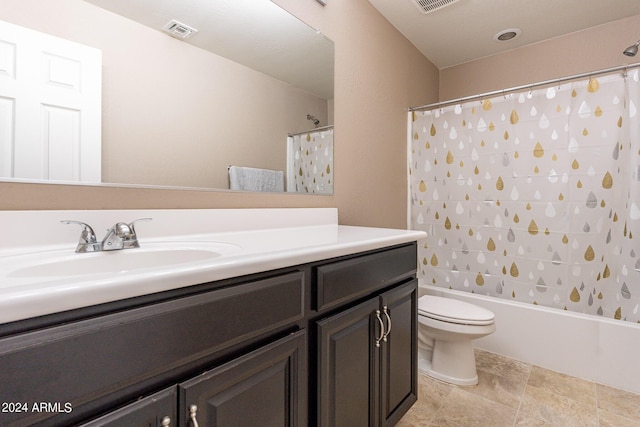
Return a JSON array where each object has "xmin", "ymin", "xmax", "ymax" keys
[
  {"xmin": 368, "ymin": 0, "xmax": 640, "ymax": 69},
  {"xmin": 83, "ymin": 0, "xmax": 334, "ymax": 99}
]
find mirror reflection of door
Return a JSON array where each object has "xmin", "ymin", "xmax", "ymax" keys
[{"xmin": 0, "ymin": 20, "xmax": 102, "ymax": 182}]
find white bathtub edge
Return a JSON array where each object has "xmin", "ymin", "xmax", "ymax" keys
[{"xmin": 420, "ymin": 283, "xmax": 640, "ymax": 394}]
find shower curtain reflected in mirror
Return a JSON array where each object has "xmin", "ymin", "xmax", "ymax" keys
[
  {"xmin": 287, "ymin": 127, "xmax": 334, "ymax": 194},
  {"xmin": 409, "ymin": 70, "xmax": 640, "ymax": 322}
]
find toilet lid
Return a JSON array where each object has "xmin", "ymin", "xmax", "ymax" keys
[{"xmin": 418, "ymin": 295, "xmax": 495, "ymax": 326}]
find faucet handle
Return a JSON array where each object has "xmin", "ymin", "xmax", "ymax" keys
[
  {"xmin": 61, "ymin": 220, "xmax": 101, "ymax": 253},
  {"xmin": 127, "ymin": 218, "xmax": 152, "ymax": 237},
  {"xmin": 123, "ymin": 218, "xmax": 152, "ymax": 249},
  {"xmin": 101, "ymin": 218, "xmax": 152, "ymax": 251},
  {"xmin": 128, "ymin": 217, "xmax": 152, "ymax": 228}
]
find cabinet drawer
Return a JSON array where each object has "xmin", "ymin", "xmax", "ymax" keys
[
  {"xmin": 0, "ymin": 271, "xmax": 304, "ymax": 427},
  {"xmin": 314, "ymin": 244, "xmax": 416, "ymax": 311}
]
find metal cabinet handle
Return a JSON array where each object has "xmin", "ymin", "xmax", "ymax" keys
[
  {"xmin": 189, "ymin": 404, "xmax": 200, "ymax": 427},
  {"xmin": 161, "ymin": 415, "xmax": 171, "ymax": 426},
  {"xmin": 375, "ymin": 310, "xmax": 385, "ymax": 348},
  {"xmin": 382, "ymin": 306, "xmax": 392, "ymax": 342}
]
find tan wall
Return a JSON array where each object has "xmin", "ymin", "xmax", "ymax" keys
[
  {"xmin": 0, "ymin": 0, "xmax": 439, "ymax": 228},
  {"xmin": 439, "ymin": 14, "xmax": 640, "ymax": 101}
]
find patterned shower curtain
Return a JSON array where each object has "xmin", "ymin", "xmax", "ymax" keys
[
  {"xmin": 288, "ymin": 127, "xmax": 333, "ymax": 194},
  {"xmin": 409, "ymin": 70, "xmax": 640, "ymax": 323}
]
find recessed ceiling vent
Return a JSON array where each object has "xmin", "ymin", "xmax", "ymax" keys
[
  {"xmin": 412, "ymin": 0, "xmax": 461, "ymax": 14},
  {"xmin": 162, "ymin": 19, "xmax": 198, "ymax": 40}
]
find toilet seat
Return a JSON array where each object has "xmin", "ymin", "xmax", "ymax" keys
[{"xmin": 418, "ymin": 295, "xmax": 495, "ymax": 326}]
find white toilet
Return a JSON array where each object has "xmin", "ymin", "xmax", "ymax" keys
[{"xmin": 417, "ymin": 295, "xmax": 496, "ymax": 386}]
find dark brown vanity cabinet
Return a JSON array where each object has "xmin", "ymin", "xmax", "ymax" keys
[
  {"xmin": 313, "ymin": 243, "xmax": 418, "ymax": 427},
  {"xmin": 0, "ymin": 272, "xmax": 305, "ymax": 427},
  {"xmin": 316, "ymin": 280, "xmax": 417, "ymax": 427},
  {"xmin": 0, "ymin": 242, "xmax": 418, "ymax": 427}
]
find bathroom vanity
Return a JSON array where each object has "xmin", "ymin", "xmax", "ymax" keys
[{"xmin": 0, "ymin": 209, "xmax": 424, "ymax": 427}]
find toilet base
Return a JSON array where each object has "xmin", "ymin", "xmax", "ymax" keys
[{"xmin": 418, "ymin": 338, "xmax": 479, "ymax": 386}]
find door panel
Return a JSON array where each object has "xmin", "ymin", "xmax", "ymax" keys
[
  {"xmin": 180, "ymin": 331, "xmax": 306, "ymax": 427},
  {"xmin": 317, "ymin": 297, "xmax": 380, "ymax": 427},
  {"xmin": 0, "ymin": 19, "xmax": 101, "ymax": 182},
  {"xmin": 380, "ymin": 279, "xmax": 418, "ymax": 426},
  {"xmin": 79, "ymin": 387, "xmax": 176, "ymax": 427}
]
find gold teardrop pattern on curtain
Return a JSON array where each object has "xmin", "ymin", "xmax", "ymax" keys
[
  {"xmin": 510, "ymin": 110, "xmax": 519, "ymax": 124},
  {"xmin": 510, "ymin": 263, "xmax": 519, "ymax": 277},
  {"xmin": 291, "ymin": 130, "xmax": 333, "ymax": 194},
  {"xmin": 411, "ymin": 73, "xmax": 639, "ymax": 323},
  {"xmin": 446, "ymin": 151, "xmax": 454, "ymax": 164},
  {"xmin": 570, "ymin": 287, "xmax": 581, "ymax": 302},
  {"xmin": 595, "ymin": 106, "xmax": 603, "ymax": 117},
  {"xmin": 533, "ymin": 142, "xmax": 544, "ymax": 158},
  {"xmin": 584, "ymin": 245, "xmax": 595, "ymax": 261}
]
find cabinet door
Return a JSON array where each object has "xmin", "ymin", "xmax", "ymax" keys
[
  {"xmin": 179, "ymin": 330, "xmax": 306, "ymax": 427},
  {"xmin": 379, "ymin": 279, "xmax": 418, "ymax": 426},
  {"xmin": 79, "ymin": 387, "xmax": 176, "ymax": 427},
  {"xmin": 317, "ymin": 297, "xmax": 381, "ymax": 427}
]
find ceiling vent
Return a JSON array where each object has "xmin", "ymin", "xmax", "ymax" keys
[
  {"xmin": 162, "ymin": 19, "xmax": 198, "ymax": 40},
  {"xmin": 412, "ymin": 0, "xmax": 461, "ymax": 14}
]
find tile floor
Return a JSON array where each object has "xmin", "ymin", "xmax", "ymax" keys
[{"xmin": 398, "ymin": 349, "xmax": 640, "ymax": 427}]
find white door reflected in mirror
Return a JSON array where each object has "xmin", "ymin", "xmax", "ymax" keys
[{"xmin": 0, "ymin": 19, "xmax": 102, "ymax": 183}]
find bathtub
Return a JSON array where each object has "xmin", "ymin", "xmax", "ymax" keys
[{"xmin": 420, "ymin": 283, "xmax": 640, "ymax": 394}]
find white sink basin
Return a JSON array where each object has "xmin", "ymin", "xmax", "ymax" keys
[{"xmin": 4, "ymin": 241, "xmax": 241, "ymax": 279}]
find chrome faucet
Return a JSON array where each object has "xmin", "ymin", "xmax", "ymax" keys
[
  {"xmin": 60, "ymin": 220, "xmax": 101, "ymax": 253},
  {"xmin": 62, "ymin": 218, "xmax": 152, "ymax": 253}
]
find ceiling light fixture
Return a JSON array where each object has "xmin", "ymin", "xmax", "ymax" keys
[{"xmin": 493, "ymin": 28, "xmax": 521, "ymax": 42}]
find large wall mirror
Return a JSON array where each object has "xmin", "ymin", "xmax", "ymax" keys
[{"xmin": 0, "ymin": 0, "xmax": 334, "ymax": 194}]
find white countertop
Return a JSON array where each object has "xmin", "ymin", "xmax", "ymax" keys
[{"xmin": 0, "ymin": 208, "xmax": 426, "ymax": 324}]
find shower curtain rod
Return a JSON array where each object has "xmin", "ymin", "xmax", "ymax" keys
[
  {"xmin": 409, "ymin": 61, "xmax": 640, "ymax": 112},
  {"xmin": 288, "ymin": 124, "xmax": 334, "ymax": 137}
]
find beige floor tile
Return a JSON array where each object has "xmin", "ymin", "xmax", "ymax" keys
[
  {"xmin": 430, "ymin": 387, "xmax": 517, "ymax": 427},
  {"xmin": 425, "ymin": 418, "xmax": 464, "ymax": 427},
  {"xmin": 475, "ymin": 349, "xmax": 532, "ymax": 381},
  {"xmin": 417, "ymin": 373, "xmax": 455, "ymax": 412},
  {"xmin": 598, "ymin": 409, "xmax": 640, "ymax": 427},
  {"xmin": 465, "ymin": 367, "xmax": 528, "ymax": 409},
  {"xmin": 401, "ymin": 353, "xmax": 640, "ymax": 427},
  {"xmin": 519, "ymin": 383, "xmax": 598, "ymax": 427},
  {"xmin": 398, "ymin": 374, "xmax": 454, "ymax": 426},
  {"xmin": 597, "ymin": 383, "xmax": 640, "ymax": 421},
  {"xmin": 395, "ymin": 403, "xmax": 437, "ymax": 427},
  {"xmin": 526, "ymin": 366, "xmax": 596, "ymax": 407},
  {"xmin": 513, "ymin": 412, "xmax": 555, "ymax": 426}
]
